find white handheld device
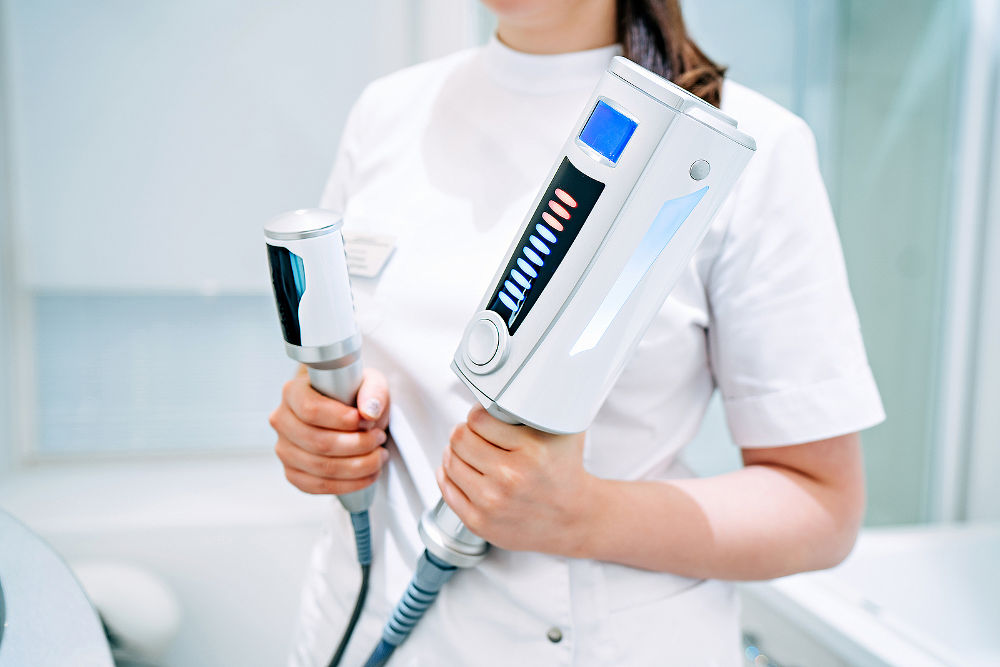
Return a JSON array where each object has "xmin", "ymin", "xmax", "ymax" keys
[
  {"xmin": 368, "ymin": 57, "xmax": 756, "ymax": 665},
  {"xmin": 265, "ymin": 210, "xmax": 378, "ymax": 667},
  {"xmin": 263, "ymin": 210, "xmax": 372, "ymax": 513}
]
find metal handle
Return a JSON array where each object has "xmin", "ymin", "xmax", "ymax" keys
[
  {"xmin": 308, "ymin": 360, "xmax": 375, "ymax": 514},
  {"xmin": 418, "ymin": 497, "xmax": 489, "ymax": 568}
]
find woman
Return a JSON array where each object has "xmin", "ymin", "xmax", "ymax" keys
[{"xmin": 269, "ymin": 0, "xmax": 885, "ymax": 664}]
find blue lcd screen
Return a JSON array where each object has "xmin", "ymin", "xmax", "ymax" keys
[{"xmin": 578, "ymin": 100, "xmax": 637, "ymax": 164}]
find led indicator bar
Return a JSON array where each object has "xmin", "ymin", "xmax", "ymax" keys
[{"xmin": 487, "ymin": 158, "xmax": 604, "ymax": 334}]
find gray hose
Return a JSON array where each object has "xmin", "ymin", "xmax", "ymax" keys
[{"xmin": 363, "ymin": 550, "xmax": 457, "ymax": 667}]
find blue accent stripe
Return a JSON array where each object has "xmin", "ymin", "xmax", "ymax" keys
[
  {"xmin": 570, "ymin": 186, "xmax": 709, "ymax": 355},
  {"xmin": 529, "ymin": 235, "xmax": 550, "ymax": 255},
  {"xmin": 517, "ymin": 258, "xmax": 538, "ymax": 278},
  {"xmin": 523, "ymin": 247, "xmax": 544, "ymax": 266},
  {"xmin": 535, "ymin": 223, "xmax": 557, "ymax": 244}
]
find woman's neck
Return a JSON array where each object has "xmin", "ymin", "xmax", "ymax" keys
[{"xmin": 495, "ymin": 0, "xmax": 616, "ymax": 55}]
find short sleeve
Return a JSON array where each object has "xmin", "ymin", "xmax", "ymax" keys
[{"xmin": 707, "ymin": 116, "xmax": 885, "ymax": 447}]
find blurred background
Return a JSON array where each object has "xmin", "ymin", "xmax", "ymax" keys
[{"xmin": 0, "ymin": 0, "xmax": 997, "ymax": 665}]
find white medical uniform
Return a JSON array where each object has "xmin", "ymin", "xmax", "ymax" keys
[{"xmin": 289, "ymin": 37, "xmax": 885, "ymax": 667}]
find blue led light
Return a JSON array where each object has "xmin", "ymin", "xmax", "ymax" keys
[
  {"xmin": 498, "ymin": 292, "xmax": 518, "ymax": 312},
  {"xmin": 505, "ymin": 280, "xmax": 524, "ymax": 300},
  {"xmin": 578, "ymin": 100, "xmax": 638, "ymax": 165},
  {"xmin": 511, "ymin": 269, "xmax": 531, "ymax": 289},
  {"xmin": 536, "ymin": 224, "xmax": 557, "ymax": 244},
  {"xmin": 517, "ymin": 258, "xmax": 537, "ymax": 278},
  {"xmin": 524, "ymin": 247, "xmax": 544, "ymax": 266},
  {"xmin": 529, "ymin": 236, "xmax": 550, "ymax": 255}
]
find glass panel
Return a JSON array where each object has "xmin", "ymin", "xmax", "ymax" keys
[
  {"xmin": 833, "ymin": 0, "xmax": 967, "ymax": 524},
  {"xmin": 35, "ymin": 294, "xmax": 294, "ymax": 454}
]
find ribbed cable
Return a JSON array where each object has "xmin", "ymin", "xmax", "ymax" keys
[
  {"xmin": 350, "ymin": 510, "xmax": 373, "ymax": 565},
  {"xmin": 363, "ymin": 550, "xmax": 457, "ymax": 667}
]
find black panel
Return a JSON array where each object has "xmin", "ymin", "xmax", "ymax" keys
[
  {"xmin": 266, "ymin": 244, "xmax": 305, "ymax": 346},
  {"xmin": 487, "ymin": 158, "xmax": 604, "ymax": 334}
]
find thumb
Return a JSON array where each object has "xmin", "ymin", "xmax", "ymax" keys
[{"xmin": 357, "ymin": 368, "xmax": 389, "ymax": 424}]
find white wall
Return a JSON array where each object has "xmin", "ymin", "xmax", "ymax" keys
[{"xmin": 4, "ymin": 0, "xmax": 405, "ymax": 293}]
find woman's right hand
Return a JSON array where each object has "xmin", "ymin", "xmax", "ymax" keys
[{"xmin": 269, "ymin": 368, "xmax": 391, "ymax": 496}]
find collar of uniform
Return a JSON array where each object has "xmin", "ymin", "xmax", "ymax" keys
[{"xmin": 481, "ymin": 34, "xmax": 621, "ymax": 95}]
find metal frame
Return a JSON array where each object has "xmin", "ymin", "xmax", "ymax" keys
[
  {"xmin": 964, "ymin": 7, "xmax": 1000, "ymax": 521},
  {"xmin": 928, "ymin": 0, "xmax": 1000, "ymax": 522}
]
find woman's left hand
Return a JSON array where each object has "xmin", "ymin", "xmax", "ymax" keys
[{"xmin": 437, "ymin": 404, "xmax": 596, "ymax": 556}]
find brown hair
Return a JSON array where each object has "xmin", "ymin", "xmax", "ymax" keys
[{"xmin": 616, "ymin": 0, "xmax": 726, "ymax": 107}]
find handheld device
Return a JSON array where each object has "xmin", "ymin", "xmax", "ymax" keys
[
  {"xmin": 365, "ymin": 56, "xmax": 757, "ymax": 666},
  {"xmin": 264, "ymin": 209, "xmax": 372, "ymax": 667}
]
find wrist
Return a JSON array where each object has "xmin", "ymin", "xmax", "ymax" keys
[{"xmin": 562, "ymin": 473, "xmax": 612, "ymax": 559}]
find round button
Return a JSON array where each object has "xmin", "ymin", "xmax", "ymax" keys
[
  {"xmin": 689, "ymin": 159, "xmax": 711, "ymax": 181},
  {"xmin": 466, "ymin": 319, "xmax": 500, "ymax": 365},
  {"xmin": 546, "ymin": 627, "xmax": 563, "ymax": 643}
]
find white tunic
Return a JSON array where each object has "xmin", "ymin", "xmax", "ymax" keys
[{"xmin": 289, "ymin": 37, "xmax": 885, "ymax": 667}]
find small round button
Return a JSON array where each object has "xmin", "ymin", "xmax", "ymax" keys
[
  {"xmin": 689, "ymin": 159, "xmax": 711, "ymax": 181},
  {"xmin": 546, "ymin": 627, "xmax": 563, "ymax": 643},
  {"xmin": 466, "ymin": 319, "xmax": 500, "ymax": 365}
]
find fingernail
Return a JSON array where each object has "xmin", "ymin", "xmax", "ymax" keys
[
  {"xmin": 362, "ymin": 398, "xmax": 383, "ymax": 420},
  {"xmin": 376, "ymin": 430, "xmax": 387, "ymax": 445},
  {"xmin": 359, "ymin": 419, "xmax": 375, "ymax": 431},
  {"xmin": 379, "ymin": 448, "xmax": 390, "ymax": 464}
]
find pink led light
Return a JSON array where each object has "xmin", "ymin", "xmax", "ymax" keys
[
  {"xmin": 548, "ymin": 200, "xmax": 571, "ymax": 220},
  {"xmin": 542, "ymin": 211, "xmax": 564, "ymax": 231},
  {"xmin": 554, "ymin": 189, "xmax": 577, "ymax": 208}
]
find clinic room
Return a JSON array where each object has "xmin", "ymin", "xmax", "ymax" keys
[{"xmin": 0, "ymin": 0, "xmax": 997, "ymax": 665}]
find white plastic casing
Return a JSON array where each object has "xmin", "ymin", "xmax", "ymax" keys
[
  {"xmin": 263, "ymin": 209, "xmax": 359, "ymax": 349},
  {"xmin": 452, "ymin": 57, "xmax": 756, "ymax": 434}
]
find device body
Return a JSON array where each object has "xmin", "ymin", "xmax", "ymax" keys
[
  {"xmin": 453, "ymin": 56, "xmax": 755, "ymax": 434},
  {"xmin": 264, "ymin": 209, "xmax": 372, "ymax": 513},
  {"xmin": 420, "ymin": 57, "xmax": 756, "ymax": 567}
]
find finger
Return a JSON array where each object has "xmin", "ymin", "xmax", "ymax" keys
[
  {"xmin": 276, "ymin": 437, "xmax": 389, "ymax": 481},
  {"xmin": 284, "ymin": 375, "xmax": 362, "ymax": 431},
  {"xmin": 436, "ymin": 465, "xmax": 482, "ymax": 531},
  {"xmin": 450, "ymin": 423, "xmax": 506, "ymax": 475},
  {"xmin": 357, "ymin": 368, "xmax": 390, "ymax": 426},
  {"xmin": 466, "ymin": 404, "xmax": 529, "ymax": 451},
  {"xmin": 270, "ymin": 405, "xmax": 385, "ymax": 457},
  {"xmin": 442, "ymin": 444, "xmax": 489, "ymax": 508},
  {"xmin": 284, "ymin": 466, "xmax": 379, "ymax": 496}
]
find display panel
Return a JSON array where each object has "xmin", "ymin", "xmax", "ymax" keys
[
  {"xmin": 578, "ymin": 99, "xmax": 638, "ymax": 165},
  {"xmin": 487, "ymin": 158, "xmax": 604, "ymax": 334}
]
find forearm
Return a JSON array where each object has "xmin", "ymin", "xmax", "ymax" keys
[{"xmin": 575, "ymin": 441, "xmax": 864, "ymax": 580}]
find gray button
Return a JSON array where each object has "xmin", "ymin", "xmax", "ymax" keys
[
  {"xmin": 546, "ymin": 627, "xmax": 563, "ymax": 643},
  {"xmin": 689, "ymin": 159, "xmax": 711, "ymax": 181},
  {"xmin": 466, "ymin": 319, "xmax": 500, "ymax": 365}
]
